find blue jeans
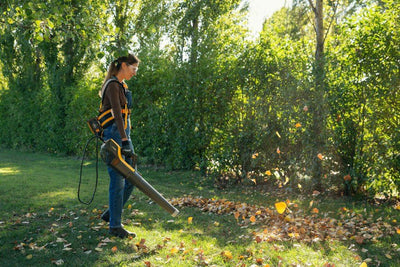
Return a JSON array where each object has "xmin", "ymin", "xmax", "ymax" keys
[{"xmin": 102, "ymin": 119, "xmax": 135, "ymax": 228}]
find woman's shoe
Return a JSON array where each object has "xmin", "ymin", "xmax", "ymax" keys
[
  {"xmin": 109, "ymin": 227, "xmax": 136, "ymax": 239},
  {"xmin": 101, "ymin": 210, "xmax": 110, "ymax": 222}
]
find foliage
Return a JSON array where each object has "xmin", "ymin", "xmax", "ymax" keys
[
  {"xmin": 326, "ymin": 0, "xmax": 400, "ymax": 197},
  {"xmin": 0, "ymin": 0, "xmax": 106, "ymax": 153}
]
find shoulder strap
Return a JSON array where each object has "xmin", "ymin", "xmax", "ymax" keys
[{"xmin": 100, "ymin": 78, "xmax": 120, "ymax": 101}]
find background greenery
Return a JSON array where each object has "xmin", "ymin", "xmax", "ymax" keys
[{"xmin": 0, "ymin": 0, "xmax": 399, "ymax": 198}]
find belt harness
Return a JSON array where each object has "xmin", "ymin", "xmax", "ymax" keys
[{"xmin": 78, "ymin": 78, "xmax": 130, "ymax": 205}]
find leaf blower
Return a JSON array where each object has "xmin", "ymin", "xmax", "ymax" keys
[
  {"xmin": 79, "ymin": 118, "xmax": 179, "ymax": 217},
  {"xmin": 100, "ymin": 138, "xmax": 179, "ymax": 217}
]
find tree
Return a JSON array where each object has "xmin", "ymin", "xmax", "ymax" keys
[
  {"xmin": 327, "ymin": 0, "xmax": 400, "ymax": 197},
  {"xmin": 294, "ymin": 0, "xmax": 340, "ymax": 190},
  {"xmin": 0, "ymin": 0, "xmax": 107, "ymax": 152},
  {"xmin": 308, "ymin": 0, "xmax": 327, "ymax": 190},
  {"xmin": 155, "ymin": 0, "xmax": 245, "ymax": 170}
]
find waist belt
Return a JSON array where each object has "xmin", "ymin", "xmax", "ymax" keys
[{"xmin": 98, "ymin": 106, "xmax": 130, "ymax": 129}]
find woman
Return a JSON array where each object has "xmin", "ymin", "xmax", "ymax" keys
[{"xmin": 99, "ymin": 54, "xmax": 140, "ymax": 238}]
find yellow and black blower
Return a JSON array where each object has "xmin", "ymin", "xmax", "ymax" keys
[{"xmin": 100, "ymin": 139, "xmax": 179, "ymax": 217}]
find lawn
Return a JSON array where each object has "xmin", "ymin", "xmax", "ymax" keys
[{"xmin": 0, "ymin": 149, "xmax": 399, "ymax": 266}]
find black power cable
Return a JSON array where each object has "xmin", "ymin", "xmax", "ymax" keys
[{"xmin": 78, "ymin": 135, "xmax": 101, "ymax": 205}]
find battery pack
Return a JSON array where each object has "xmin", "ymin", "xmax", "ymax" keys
[{"xmin": 87, "ymin": 117, "xmax": 104, "ymax": 139}]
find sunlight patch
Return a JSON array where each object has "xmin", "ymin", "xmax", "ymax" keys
[
  {"xmin": 35, "ymin": 190, "xmax": 75, "ymax": 201},
  {"xmin": 0, "ymin": 167, "xmax": 20, "ymax": 175}
]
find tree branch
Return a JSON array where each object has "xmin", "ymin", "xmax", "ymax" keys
[
  {"xmin": 307, "ymin": 12, "xmax": 317, "ymax": 33},
  {"xmin": 323, "ymin": 0, "xmax": 339, "ymax": 43},
  {"xmin": 308, "ymin": 0, "xmax": 316, "ymax": 12}
]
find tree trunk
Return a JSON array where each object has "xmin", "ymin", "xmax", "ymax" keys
[
  {"xmin": 315, "ymin": 0, "xmax": 324, "ymax": 63},
  {"xmin": 309, "ymin": 0, "xmax": 325, "ymax": 190}
]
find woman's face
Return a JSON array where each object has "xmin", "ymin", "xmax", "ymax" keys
[{"xmin": 121, "ymin": 62, "xmax": 139, "ymax": 81}]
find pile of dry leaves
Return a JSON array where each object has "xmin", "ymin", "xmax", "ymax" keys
[{"xmin": 170, "ymin": 195, "xmax": 398, "ymax": 244}]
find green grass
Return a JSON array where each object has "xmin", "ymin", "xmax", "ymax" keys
[{"xmin": 0, "ymin": 149, "xmax": 399, "ymax": 266}]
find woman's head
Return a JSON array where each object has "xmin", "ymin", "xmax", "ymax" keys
[{"xmin": 104, "ymin": 54, "xmax": 140, "ymax": 83}]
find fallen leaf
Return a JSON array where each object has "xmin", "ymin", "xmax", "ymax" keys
[
  {"xmin": 188, "ymin": 217, "xmax": 193, "ymax": 224},
  {"xmin": 26, "ymin": 254, "xmax": 33, "ymax": 259},
  {"xmin": 111, "ymin": 246, "xmax": 118, "ymax": 253},
  {"xmin": 250, "ymin": 216, "xmax": 256, "ymax": 223},
  {"xmin": 360, "ymin": 262, "xmax": 367, "ymax": 267},
  {"xmin": 277, "ymin": 148, "xmax": 281, "ymax": 154},
  {"xmin": 288, "ymin": 232, "xmax": 299, "ymax": 238},
  {"xmin": 56, "ymin": 237, "xmax": 67, "ymax": 243},
  {"xmin": 234, "ymin": 212, "xmax": 240, "ymax": 220},
  {"xmin": 353, "ymin": 255, "xmax": 362, "ymax": 261},
  {"xmin": 100, "ymin": 237, "xmax": 114, "ymax": 243},
  {"xmin": 52, "ymin": 259, "xmax": 64, "ymax": 266},
  {"xmin": 285, "ymin": 215, "xmax": 293, "ymax": 222},
  {"xmin": 355, "ymin": 236, "xmax": 365, "ymax": 244},
  {"xmin": 136, "ymin": 239, "xmax": 147, "ymax": 249},
  {"xmin": 275, "ymin": 202, "xmax": 287, "ymax": 214},
  {"xmin": 295, "ymin": 122, "xmax": 302, "ymax": 128},
  {"xmin": 312, "ymin": 208, "xmax": 319, "ymax": 214},
  {"xmin": 317, "ymin": 153, "xmax": 323, "ymax": 160},
  {"xmin": 312, "ymin": 190, "xmax": 321, "ymax": 196},
  {"xmin": 265, "ymin": 170, "xmax": 272, "ymax": 176},
  {"xmin": 221, "ymin": 250, "xmax": 233, "ymax": 260},
  {"xmin": 344, "ymin": 174, "xmax": 351, "ymax": 181},
  {"xmin": 170, "ymin": 247, "xmax": 179, "ymax": 254},
  {"xmin": 252, "ymin": 153, "xmax": 259, "ymax": 159}
]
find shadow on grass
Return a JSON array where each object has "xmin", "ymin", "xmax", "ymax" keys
[{"xmin": 1, "ymin": 149, "xmax": 399, "ymax": 266}]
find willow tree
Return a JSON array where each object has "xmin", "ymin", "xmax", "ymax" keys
[{"xmin": 0, "ymin": 0, "xmax": 107, "ymax": 152}]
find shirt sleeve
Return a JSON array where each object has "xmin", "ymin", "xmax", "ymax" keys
[{"xmin": 105, "ymin": 82, "xmax": 128, "ymax": 140}]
